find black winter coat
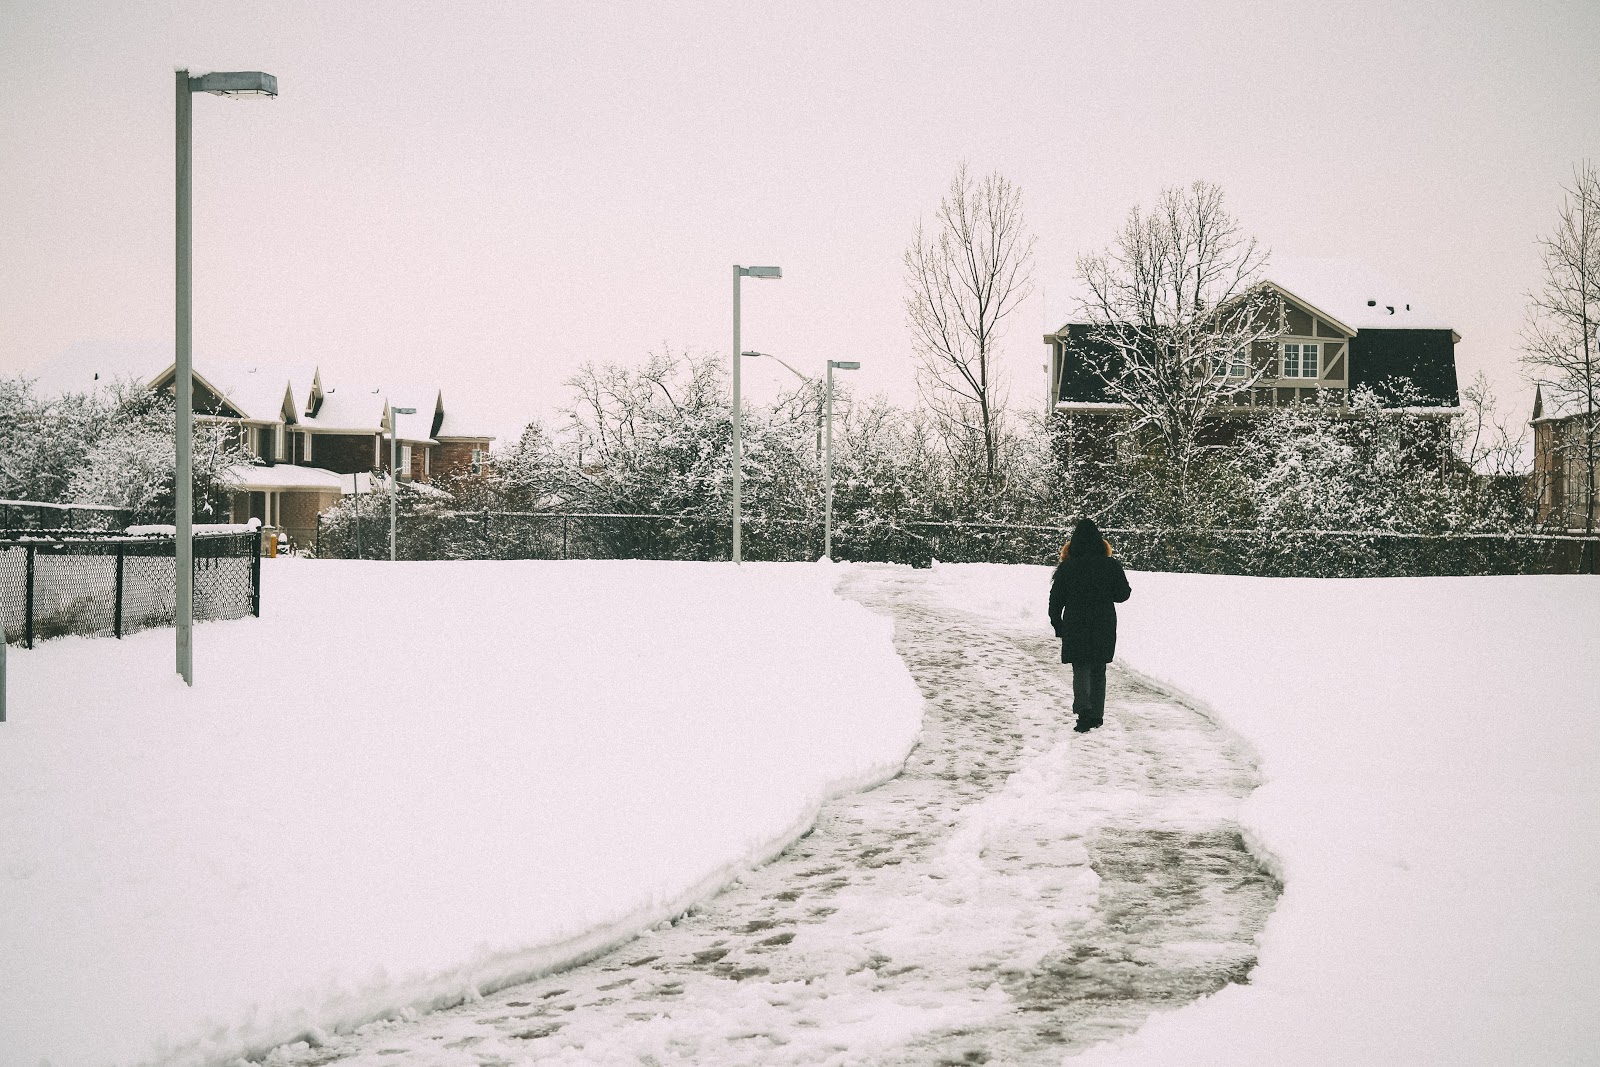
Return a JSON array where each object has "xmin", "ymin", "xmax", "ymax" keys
[{"xmin": 1049, "ymin": 554, "xmax": 1132, "ymax": 664}]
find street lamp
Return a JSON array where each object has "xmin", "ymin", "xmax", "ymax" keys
[
  {"xmin": 175, "ymin": 68, "xmax": 278, "ymax": 686},
  {"xmin": 743, "ymin": 348, "xmax": 824, "ymax": 456},
  {"xmin": 388, "ymin": 406, "xmax": 416, "ymax": 561},
  {"xmin": 824, "ymin": 360, "xmax": 860, "ymax": 560},
  {"xmin": 732, "ymin": 265, "xmax": 781, "ymax": 563}
]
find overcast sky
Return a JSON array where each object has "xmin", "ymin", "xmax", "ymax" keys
[{"xmin": 2, "ymin": 0, "xmax": 1596, "ymax": 441}]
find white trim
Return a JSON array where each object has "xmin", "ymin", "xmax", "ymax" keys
[{"xmin": 1054, "ymin": 401, "xmax": 1135, "ymax": 412}]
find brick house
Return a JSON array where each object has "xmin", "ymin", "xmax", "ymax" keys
[
  {"xmin": 1046, "ymin": 260, "xmax": 1462, "ymax": 427},
  {"xmin": 1529, "ymin": 385, "xmax": 1598, "ymax": 529},
  {"xmin": 31, "ymin": 342, "xmax": 494, "ymax": 548}
]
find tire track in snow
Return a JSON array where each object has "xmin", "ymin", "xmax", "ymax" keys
[{"xmin": 259, "ymin": 565, "xmax": 1277, "ymax": 1066}]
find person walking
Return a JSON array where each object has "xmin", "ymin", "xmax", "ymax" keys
[{"xmin": 1049, "ymin": 517, "xmax": 1132, "ymax": 733}]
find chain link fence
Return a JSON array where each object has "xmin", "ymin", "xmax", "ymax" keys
[
  {"xmin": 316, "ymin": 510, "xmax": 823, "ymax": 562},
  {"xmin": 901, "ymin": 522, "xmax": 1600, "ymax": 577},
  {"xmin": 312, "ymin": 509, "xmax": 1599, "ymax": 576},
  {"xmin": 0, "ymin": 499, "xmax": 128, "ymax": 532},
  {"xmin": 1, "ymin": 530, "xmax": 261, "ymax": 647}
]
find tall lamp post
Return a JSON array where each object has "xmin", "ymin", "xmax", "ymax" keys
[
  {"xmin": 824, "ymin": 360, "xmax": 860, "ymax": 560},
  {"xmin": 176, "ymin": 68, "xmax": 278, "ymax": 686},
  {"xmin": 731, "ymin": 264, "xmax": 781, "ymax": 563},
  {"xmin": 388, "ymin": 406, "xmax": 416, "ymax": 561}
]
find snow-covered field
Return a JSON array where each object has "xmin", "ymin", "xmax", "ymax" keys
[
  {"xmin": 0, "ymin": 560, "xmax": 922, "ymax": 1067},
  {"xmin": 931, "ymin": 564, "xmax": 1600, "ymax": 1066}
]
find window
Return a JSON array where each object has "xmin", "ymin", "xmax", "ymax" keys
[
  {"xmin": 470, "ymin": 448, "xmax": 486, "ymax": 475},
  {"xmin": 400, "ymin": 444, "xmax": 412, "ymax": 476},
  {"xmin": 1213, "ymin": 350, "xmax": 1249, "ymax": 378},
  {"xmin": 1280, "ymin": 342, "xmax": 1320, "ymax": 379}
]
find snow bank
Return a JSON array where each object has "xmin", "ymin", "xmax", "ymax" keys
[
  {"xmin": 123, "ymin": 519, "xmax": 261, "ymax": 536},
  {"xmin": 0, "ymin": 560, "xmax": 922, "ymax": 1067},
  {"xmin": 930, "ymin": 564, "xmax": 1600, "ymax": 1065}
]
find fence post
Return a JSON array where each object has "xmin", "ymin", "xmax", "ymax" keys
[
  {"xmin": 114, "ymin": 544, "xmax": 124, "ymax": 639},
  {"xmin": 24, "ymin": 545, "xmax": 35, "ymax": 650},
  {"xmin": 251, "ymin": 529, "xmax": 262, "ymax": 617}
]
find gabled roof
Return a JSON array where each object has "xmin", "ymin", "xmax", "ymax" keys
[
  {"xmin": 150, "ymin": 361, "xmax": 313, "ymax": 424},
  {"xmin": 383, "ymin": 387, "xmax": 443, "ymax": 445},
  {"xmin": 1263, "ymin": 258, "xmax": 1457, "ymax": 335},
  {"xmin": 26, "ymin": 342, "xmax": 495, "ymax": 442},
  {"xmin": 1050, "ymin": 259, "xmax": 1459, "ymax": 341},
  {"xmin": 1530, "ymin": 383, "xmax": 1595, "ymax": 424},
  {"xmin": 297, "ymin": 383, "xmax": 388, "ymax": 434}
]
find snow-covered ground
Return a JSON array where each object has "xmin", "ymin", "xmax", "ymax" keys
[
  {"xmin": 253, "ymin": 564, "xmax": 1275, "ymax": 1066},
  {"xmin": 930, "ymin": 564, "xmax": 1600, "ymax": 1065},
  {"xmin": 0, "ymin": 560, "xmax": 922, "ymax": 1067}
]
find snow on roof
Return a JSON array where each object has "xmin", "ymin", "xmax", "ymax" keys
[
  {"xmin": 383, "ymin": 385, "xmax": 442, "ymax": 444},
  {"xmin": 300, "ymin": 384, "xmax": 389, "ymax": 433},
  {"xmin": 197, "ymin": 362, "xmax": 314, "ymax": 423},
  {"xmin": 23, "ymin": 343, "xmax": 493, "ymax": 441},
  {"xmin": 1530, "ymin": 384, "xmax": 1592, "ymax": 423},
  {"xmin": 223, "ymin": 463, "xmax": 348, "ymax": 491},
  {"xmin": 1264, "ymin": 258, "xmax": 1455, "ymax": 333},
  {"xmin": 434, "ymin": 408, "xmax": 495, "ymax": 440}
]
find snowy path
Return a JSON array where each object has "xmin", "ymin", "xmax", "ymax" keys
[{"xmin": 261, "ymin": 566, "xmax": 1277, "ymax": 1066}]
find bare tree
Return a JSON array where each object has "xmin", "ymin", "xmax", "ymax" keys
[
  {"xmin": 1075, "ymin": 181, "xmax": 1273, "ymax": 506},
  {"xmin": 1522, "ymin": 162, "xmax": 1599, "ymax": 553},
  {"xmin": 904, "ymin": 163, "xmax": 1035, "ymax": 486}
]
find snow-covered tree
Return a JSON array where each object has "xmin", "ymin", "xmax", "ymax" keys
[
  {"xmin": 904, "ymin": 163, "xmax": 1035, "ymax": 487},
  {"xmin": 1521, "ymin": 161, "xmax": 1600, "ymax": 544},
  {"xmin": 1075, "ymin": 181, "xmax": 1274, "ymax": 515},
  {"xmin": 0, "ymin": 376, "xmax": 111, "ymax": 504},
  {"xmin": 67, "ymin": 384, "xmax": 248, "ymax": 524}
]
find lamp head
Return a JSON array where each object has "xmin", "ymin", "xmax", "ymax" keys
[
  {"xmin": 191, "ymin": 71, "xmax": 278, "ymax": 97},
  {"xmin": 741, "ymin": 350, "xmax": 766, "ymax": 359},
  {"xmin": 830, "ymin": 361, "xmax": 861, "ymax": 370},
  {"xmin": 741, "ymin": 265, "xmax": 782, "ymax": 280}
]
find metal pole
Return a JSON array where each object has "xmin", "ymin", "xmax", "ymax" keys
[
  {"xmin": 731, "ymin": 265, "xmax": 742, "ymax": 564},
  {"xmin": 24, "ymin": 546, "xmax": 35, "ymax": 650},
  {"xmin": 353, "ymin": 472, "xmax": 362, "ymax": 559},
  {"xmin": 175, "ymin": 69, "xmax": 194, "ymax": 684},
  {"xmin": 114, "ymin": 544, "xmax": 124, "ymax": 639},
  {"xmin": 251, "ymin": 529, "xmax": 262, "ymax": 616},
  {"xmin": 825, "ymin": 361, "xmax": 834, "ymax": 560},
  {"xmin": 389, "ymin": 428, "xmax": 398, "ymax": 562}
]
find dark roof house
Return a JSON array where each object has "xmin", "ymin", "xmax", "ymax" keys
[{"xmin": 1046, "ymin": 259, "xmax": 1462, "ymax": 415}]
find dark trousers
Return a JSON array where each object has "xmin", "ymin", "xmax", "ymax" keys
[{"xmin": 1071, "ymin": 661, "xmax": 1107, "ymax": 722}]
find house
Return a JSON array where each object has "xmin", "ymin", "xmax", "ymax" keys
[
  {"xmin": 1529, "ymin": 385, "xmax": 1598, "ymax": 529},
  {"xmin": 1046, "ymin": 259, "xmax": 1462, "ymax": 422},
  {"xmin": 28, "ymin": 342, "xmax": 495, "ymax": 548}
]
